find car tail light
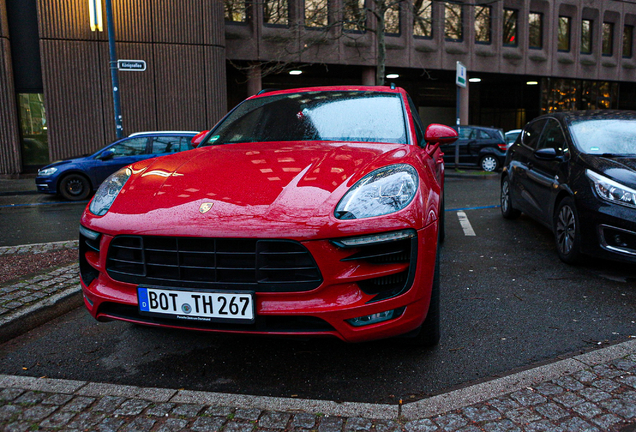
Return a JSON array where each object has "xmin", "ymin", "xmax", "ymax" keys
[{"xmin": 498, "ymin": 143, "xmax": 507, "ymax": 151}]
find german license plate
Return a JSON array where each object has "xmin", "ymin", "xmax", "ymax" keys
[{"xmin": 137, "ymin": 287, "xmax": 255, "ymax": 323}]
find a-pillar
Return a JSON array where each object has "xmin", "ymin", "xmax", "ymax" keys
[
  {"xmin": 362, "ymin": 67, "xmax": 375, "ymax": 86},
  {"xmin": 247, "ymin": 64, "xmax": 262, "ymax": 96}
]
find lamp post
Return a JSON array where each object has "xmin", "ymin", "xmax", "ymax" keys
[{"xmin": 89, "ymin": 0, "xmax": 123, "ymax": 139}]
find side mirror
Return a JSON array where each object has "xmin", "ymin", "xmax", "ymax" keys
[
  {"xmin": 534, "ymin": 147, "xmax": 559, "ymax": 160},
  {"xmin": 98, "ymin": 149, "xmax": 114, "ymax": 161},
  {"xmin": 191, "ymin": 130, "xmax": 209, "ymax": 148},
  {"xmin": 424, "ymin": 124, "xmax": 458, "ymax": 152}
]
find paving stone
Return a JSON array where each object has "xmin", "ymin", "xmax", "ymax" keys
[
  {"xmin": 533, "ymin": 383, "xmax": 564, "ymax": 396},
  {"xmin": 20, "ymin": 404, "xmax": 57, "ymax": 421},
  {"xmin": 590, "ymin": 413, "xmax": 623, "ymax": 430},
  {"xmin": 592, "ymin": 364, "xmax": 624, "ymax": 379},
  {"xmin": 202, "ymin": 405, "xmax": 233, "ymax": 417},
  {"xmin": 404, "ymin": 418, "xmax": 440, "ymax": 432},
  {"xmin": 319, "ymin": 416, "xmax": 345, "ymax": 432},
  {"xmin": 224, "ymin": 421, "xmax": 256, "ymax": 432},
  {"xmin": 505, "ymin": 407, "xmax": 542, "ymax": 424},
  {"xmin": 462, "ymin": 405, "xmax": 501, "ymax": 422},
  {"xmin": 481, "ymin": 419, "xmax": 521, "ymax": 432},
  {"xmin": 96, "ymin": 416, "xmax": 126, "ymax": 432},
  {"xmin": 579, "ymin": 387, "xmax": 611, "ymax": 403},
  {"xmin": 0, "ymin": 404, "xmax": 22, "ymax": 420},
  {"xmin": 62, "ymin": 395, "xmax": 95, "ymax": 412},
  {"xmin": 122, "ymin": 416, "xmax": 157, "ymax": 431},
  {"xmin": 510, "ymin": 389, "xmax": 547, "ymax": 406},
  {"xmin": 145, "ymin": 402, "xmax": 175, "ymax": 417},
  {"xmin": 39, "ymin": 410, "xmax": 77, "ymax": 428},
  {"xmin": 14, "ymin": 391, "xmax": 46, "ymax": 405},
  {"xmin": 345, "ymin": 417, "xmax": 373, "ymax": 431},
  {"xmin": 558, "ymin": 417, "xmax": 600, "ymax": 432},
  {"xmin": 234, "ymin": 407, "xmax": 262, "ymax": 421},
  {"xmin": 619, "ymin": 375, "xmax": 636, "ymax": 389},
  {"xmin": 113, "ymin": 398, "xmax": 151, "ymax": 416},
  {"xmin": 91, "ymin": 395, "xmax": 126, "ymax": 412},
  {"xmin": 171, "ymin": 403, "xmax": 204, "ymax": 417},
  {"xmin": 573, "ymin": 370, "xmax": 598, "ymax": 384},
  {"xmin": 591, "ymin": 378, "xmax": 621, "ymax": 392},
  {"xmin": 553, "ymin": 391, "xmax": 584, "ymax": 408},
  {"xmin": 3, "ymin": 421, "xmax": 30, "ymax": 432},
  {"xmin": 434, "ymin": 412, "xmax": 468, "ymax": 431},
  {"xmin": 0, "ymin": 389, "xmax": 25, "ymax": 402},
  {"xmin": 374, "ymin": 419, "xmax": 399, "ymax": 432},
  {"xmin": 612, "ymin": 359, "xmax": 636, "ymax": 371},
  {"xmin": 456, "ymin": 426, "xmax": 482, "ymax": 432},
  {"xmin": 554, "ymin": 376, "xmax": 585, "ymax": 392},
  {"xmin": 154, "ymin": 417, "xmax": 189, "ymax": 432},
  {"xmin": 571, "ymin": 401, "xmax": 602, "ymax": 419},
  {"xmin": 524, "ymin": 420, "xmax": 564, "ymax": 432},
  {"xmin": 65, "ymin": 412, "xmax": 107, "ymax": 429},
  {"xmin": 535, "ymin": 403, "xmax": 569, "ymax": 421},
  {"xmin": 601, "ymin": 399, "xmax": 636, "ymax": 419},
  {"xmin": 487, "ymin": 397, "xmax": 520, "ymax": 413},
  {"xmin": 291, "ymin": 412, "xmax": 316, "ymax": 429}
]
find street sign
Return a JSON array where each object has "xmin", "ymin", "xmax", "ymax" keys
[
  {"xmin": 456, "ymin": 61, "xmax": 467, "ymax": 88},
  {"xmin": 117, "ymin": 60, "xmax": 146, "ymax": 71}
]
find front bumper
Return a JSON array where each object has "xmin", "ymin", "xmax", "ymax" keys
[
  {"xmin": 79, "ymin": 225, "xmax": 438, "ymax": 343},
  {"xmin": 35, "ymin": 176, "xmax": 56, "ymax": 194}
]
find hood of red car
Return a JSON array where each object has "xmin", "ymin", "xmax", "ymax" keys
[{"xmin": 83, "ymin": 141, "xmax": 425, "ymax": 239}]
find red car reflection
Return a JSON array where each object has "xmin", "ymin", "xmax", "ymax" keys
[{"xmin": 79, "ymin": 86, "xmax": 457, "ymax": 346}]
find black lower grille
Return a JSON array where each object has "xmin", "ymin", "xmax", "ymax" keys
[
  {"xmin": 106, "ymin": 236, "xmax": 322, "ymax": 291},
  {"xmin": 99, "ymin": 303, "xmax": 334, "ymax": 333}
]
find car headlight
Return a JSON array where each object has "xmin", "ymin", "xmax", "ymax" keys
[
  {"xmin": 335, "ymin": 164, "xmax": 418, "ymax": 220},
  {"xmin": 89, "ymin": 167, "xmax": 132, "ymax": 216},
  {"xmin": 586, "ymin": 169, "xmax": 636, "ymax": 209},
  {"xmin": 38, "ymin": 167, "xmax": 57, "ymax": 176}
]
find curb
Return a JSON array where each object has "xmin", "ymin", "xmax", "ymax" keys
[{"xmin": 0, "ymin": 338, "xmax": 635, "ymax": 421}]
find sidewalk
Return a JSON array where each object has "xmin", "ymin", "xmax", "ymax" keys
[{"xmin": 2, "ymin": 244, "xmax": 636, "ymax": 431}]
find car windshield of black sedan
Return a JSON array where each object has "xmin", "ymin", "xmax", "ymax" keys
[
  {"xmin": 204, "ymin": 91, "xmax": 408, "ymax": 145},
  {"xmin": 569, "ymin": 119, "xmax": 636, "ymax": 155}
]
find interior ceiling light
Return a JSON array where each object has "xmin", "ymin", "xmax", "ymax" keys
[
  {"xmin": 527, "ymin": 81, "xmax": 539, "ymax": 85},
  {"xmin": 469, "ymin": 78, "xmax": 482, "ymax": 83},
  {"xmin": 289, "ymin": 70, "xmax": 303, "ymax": 75},
  {"xmin": 386, "ymin": 73, "xmax": 399, "ymax": 79}
]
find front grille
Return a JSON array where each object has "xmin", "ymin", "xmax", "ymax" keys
[
  {"xmin": 99, "ymin": 303, "xmax": 334, "ymax": 333},
  {"xmin": 106, "ymin": 236, "xmax": 322, "ymax": 291}
]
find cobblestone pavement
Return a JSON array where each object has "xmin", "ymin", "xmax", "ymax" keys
[{"xmin": 1, "ymin": 241, "xmax": 636, "ymax": 431}]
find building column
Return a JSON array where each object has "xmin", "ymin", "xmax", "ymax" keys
[
  {"xmin": 362, "ymin": 67, "xmax": 375, "ymax": 86},
  {"xmin": 247, "ymin": 63, "xmax": 262, "ymax": 96}
]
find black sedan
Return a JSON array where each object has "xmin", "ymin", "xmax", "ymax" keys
[{"xmin": 501, "ymin": 110, "xmax": 636, "ymax": 264}]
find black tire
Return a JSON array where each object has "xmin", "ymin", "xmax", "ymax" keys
[
  {"xmin": 479, "ymin": 154, "xmax": 500, "ymax": 172},
  {"xmin": 501, "ymin": 176, "xmax": 521, "ymax": 219},
  {"xmin": 402, "ymin": 248, "xmax": 441, "ymax": 347},
  {"xmin": 59, "ymin": 174, "xmax": 91, "ymax": 201},
  {"xmin": 554, "ymin": 196, "xmax": 582, "ymax": 264}
]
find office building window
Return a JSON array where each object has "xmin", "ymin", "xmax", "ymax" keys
[
  {"xmin": 305, "ymin": 0, "xmax": 328, "ymax": 27},
  {"xmin": 224, "ymin": 0, "xmax": 246, "ymax": 22},
  {"xmin": 581, "ymin": 19, "xmax": 593, "ymax": 54},
  {"xmin": 624, "ymin": 25, "xmax": 634, "ymax": 58},
  {"xmin": 413, "ymin": 0, "xmax": 432, "ymax": 38},
  {"xmin": 445, "ymin": 3, "xmax": 463, "ymax": 41},
  {"xmin": 529, "ymin": 12, "xmax": 543, "ymax": 49},
  {"xmin": 558, "ymin": 16, "xmax": 571, "ymax": 51},
  {"xmin": 474, "ymin": 6, "xmax": 491, "ymax": 44},
  {"xmin": 264, "ymin": 0, "xmax": 289, "ymax": 26},
  {"xmin": 603, "ymin": 22, "xmax": 614, "ymax": 56},
  {"xmin": 503, "ymin": 9, "xmax": 518, "ymax": 46},
  {"xmin": 344, "ymin": 0, "xmax": 366, "ymax": 31},
  {"xmin": 384, "ymin": 2, "xmax": 400, "ymax": 34}
]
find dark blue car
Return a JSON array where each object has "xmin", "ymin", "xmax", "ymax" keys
[{"xmin": 36, "ymin": 131, "xmax": 198, "ymax": 201}]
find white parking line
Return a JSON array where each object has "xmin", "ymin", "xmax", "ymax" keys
[{"xmin": 457, "ymin": 211, "xmax": 476, "ymax": 236}]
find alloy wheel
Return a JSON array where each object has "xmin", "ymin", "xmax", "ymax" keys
[
  {"xmin": 556, "ymin": 205, "xmax": 576, "ymax": 255},
  {"xmin": 501, "ymin": 180, "xmax": 510, "ymax": 213}
]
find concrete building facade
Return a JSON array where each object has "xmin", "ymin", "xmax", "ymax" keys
[{"xmin": 1, "ymin": 0, "xmax": 636, "ymax": 175}]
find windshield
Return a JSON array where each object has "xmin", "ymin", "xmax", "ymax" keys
[
  {"xmin": 569, "ymin": 119, "xmax": 636, "ymax": 155},
  {"xmin": 203, "ymin": 91, "xmax": 408, "ymax": 146}
]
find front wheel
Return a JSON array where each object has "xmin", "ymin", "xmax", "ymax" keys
[
  {"xmin": 479, "ymin": 154, "xmax": 500, "ymax": 172},
  {"xmin": 554, "ymin": 196, "xmax": 582, "ymax": 264},
  {"xmin": 59, "ymin": 174, "xmax": 91, "ymax": 201}
]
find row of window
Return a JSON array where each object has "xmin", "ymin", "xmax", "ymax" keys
[{"xmin": 224, "ymin": 0, "xmax": 634, "ymax": 58}]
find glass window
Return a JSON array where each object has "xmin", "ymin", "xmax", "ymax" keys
[
  {"xmin": 151, "ymin": 137, "xmax": 192, "ymax": 155},
  {"xmin": 205, "ymin": 91, "xmax": 408, "ymax": 145},
  {"xmin": 474, "ymin": 6, "xmax": 491, "ymax": 44},
  {"xmin": 529, "ymin": 12, "xmax": 543, "ymax": 49},
  {"xmin": 581, "ymin": 19, "xmax": 593, "ymax": 54},
  {"xmin": 384, "ymin": 2, "xmax": 400, "ymax": 34},
  {"xmin": 224, "ymin": 0, "xmax": 246, "ymax": 22},
  {"xmin": 264, "ymin": 0, "xmax": 288, "ymax": 26},
  {"xmin": 603, "ymin": 22, "xmax": 614, "ymax": 56},
  {"xmin": 413, "ymin": 0, "xmax": 432, "ymax": 38},
  {"xmin": 569, "ymin": 119, "xmax": 636, "ymax": 155},
  {"xmin": 18, "ymin": 93, "xmax": 49, "ymax": 168},
  {"xmin": 537, "ymin": 119, "xmax": 567, "ymax": 155},
  {"xmin": 624, "ymin": 25, "xmax": 634, "ymax": 58},
  {"xmin": 445, "ymin": 3, "xmax": 463, "ymax": 41},
  {"xmin": 305, "ymin": 0, "xmax": 328, "ymax": 28},
  {"xmin": 503, "ymin": 9, "xmax": 518, "ymax": 46},
  {"xmin": 343, "ymin": 0, "xmax": 365, "ymax": 32},
  {"xmin": 522, "ymin": 119, "xmax": 547, "ymax": 149},
  {"xmin": 110, "ymin": 138, "xmax": 148, "ymax": 158},
  {"xmin": 558, "ymin": 16, "xmax": 571, "ymax": 51}
]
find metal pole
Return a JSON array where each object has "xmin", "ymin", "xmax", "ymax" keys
[
  {"xmin": 105, "ymin": 0, "xmax": 123, "ymax": 138},
  {"xmin": 454, "ymin": 85, "xmax": 460, "ymax": 170}
]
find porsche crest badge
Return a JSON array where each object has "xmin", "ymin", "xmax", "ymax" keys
[{"xmin": 199, "ymin": 202, "xmax": 214, "ymax": 214}]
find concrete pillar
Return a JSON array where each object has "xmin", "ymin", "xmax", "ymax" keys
[
  {"xmin": 247, "ymin": 64, "xmax": 262, "ymax": 96},
  {"xmin": 362, "ymin": 67, "xmax": 375, "ymax": 86}
]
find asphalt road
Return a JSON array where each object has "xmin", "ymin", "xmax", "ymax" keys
[{"xmin": 1, "ymin": 177, "xmax": 635, "ymax": 404}]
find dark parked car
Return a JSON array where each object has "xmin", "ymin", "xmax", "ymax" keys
[
  {"xmin": 36, "ymin": 131, "xmax": 198, "ymax": 200},
  {"xmin": 501, "ymin": 110, "xmax": 636, "ymax": 264},
  {"xmin": 441, "ymin": 125, "xmax": 506, "ymax": 172}
]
